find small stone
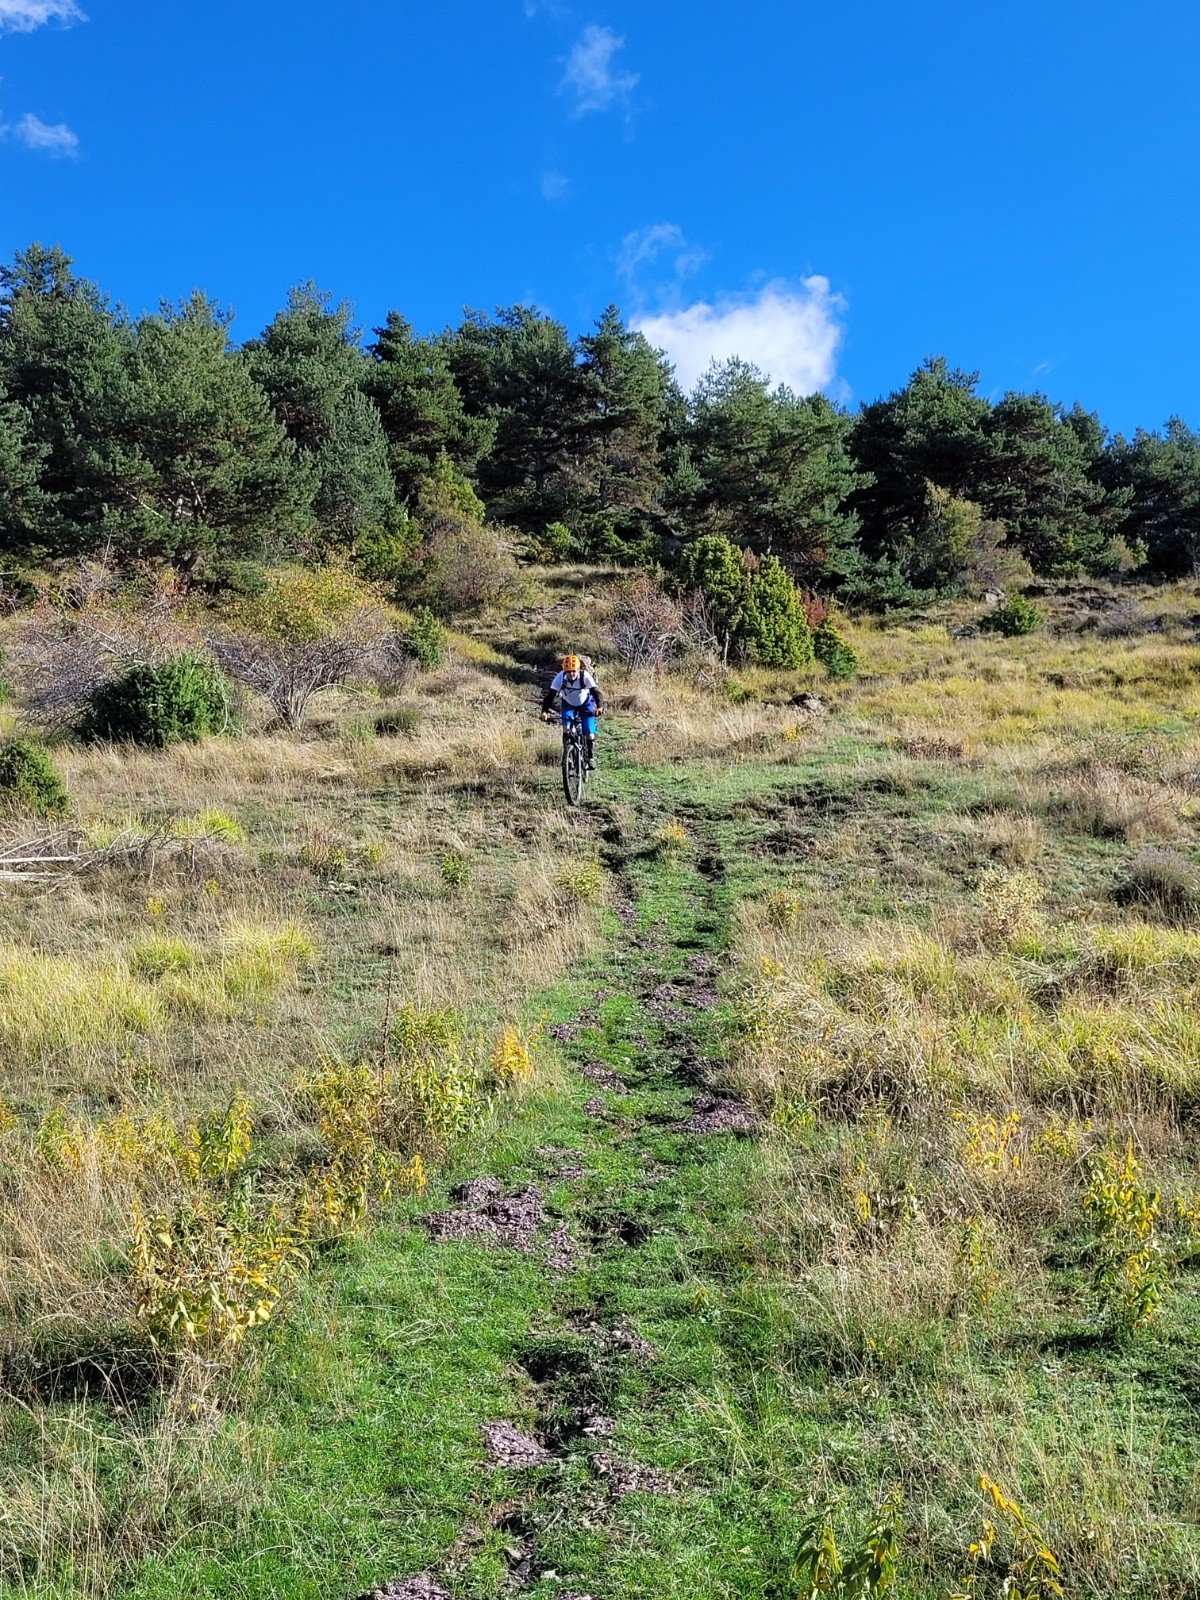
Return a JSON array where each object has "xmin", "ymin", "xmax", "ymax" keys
[
  {"xmin": 358, "ymin": 1575, "xmax": 450, "ymax": 1600},
  {"xmin": 592, "ymin": 1451, "xmax": 675, "ymax": 1496},
  {"xmin": 481, "ymin": 1421, "xmax": 552, "ymax": 1467},
  {"xmin": 672, "ymin": 1093, "xmax": 760, "ymax": 1136}
]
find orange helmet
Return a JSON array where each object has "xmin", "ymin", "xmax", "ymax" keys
[{"xmin": 562, "ymin": 654, "xmax": 581, "ymax": 674}]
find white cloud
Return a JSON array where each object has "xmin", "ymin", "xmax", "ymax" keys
[
  {"xmin": 634, "ymin": 278, "xmax": 846, "ymax": 396},
  {"xmin": 0, "ymin": 0, "xmax": 84, "ymax": 32},
  {"xmin": 541, "ymin": 168, "xmax": 569, "ymax": 201},
  {"xmin": 618, "ymin": 222, "xmax": 706, "ymax": 287},
  {"xmin": 561, "ymin": 24, "xmax": 638, "ymax": 116},
  {"xmin": 11, "ymin": 110, "xmax": 78, "ymax": 155}
]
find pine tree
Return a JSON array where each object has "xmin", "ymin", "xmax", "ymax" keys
[
  {"xmin": 742, "ymin": 555, "xmax": 814, "ymax": 668},
  {"xmin": 0, "ymin": 242, "xmax": 134, "ymax": 558},
  {"xmin": 311, "ymin": 389, "xmax": 402, "ymax": 547},
  {"xmin": 246, "ymin": 284, "xmax": 396, "ymax": 548},
  {"xmin": 574, "ymin": 305, "xmax": 671, "ymax": 556},
  {"xmin": 679, "ymin": 359, "xmax": 861, "ymax": 583},
  {"xmin": 104, "ymin": 293, "xmax": 306, "ymax": 575},
  {"xmin": 443, "ymin": 306, "xmax": 586, "ymax": 530},
  {"xmin": 1103, "ymin": 419, "xmax": 1200, "ymax": 576},
  {"xmin": 364, "ymin": 312, "xmax": 493, "ymax": 503},
  {"xmin": 0, "ymin": 390, "xmax": 48, "ymax": 556}
]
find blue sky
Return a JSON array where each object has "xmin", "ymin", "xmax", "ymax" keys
[{"xmin": 1, "ymin": 0, "xmax": 1198, "ymax": 432}]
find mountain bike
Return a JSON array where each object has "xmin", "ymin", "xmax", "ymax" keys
[{"xmin": 561, "ymin": 714, "xmax": 589, "ymax": 807}]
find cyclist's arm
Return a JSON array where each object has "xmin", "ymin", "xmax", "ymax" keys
[{"xmin": 541, "ymin": 671, "xmax": 564, "ymax": 715}]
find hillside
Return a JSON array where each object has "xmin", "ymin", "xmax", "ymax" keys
[{"xmin": 0, "ymin": 572, "xmax": 1198, "ymax": 1598}]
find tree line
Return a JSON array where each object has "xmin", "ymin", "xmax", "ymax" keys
[{"xmin": 2, "ymin": 241, "xmax": 1199, "ymax": 609}]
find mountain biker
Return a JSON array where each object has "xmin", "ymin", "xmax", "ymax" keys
[{"xmin": 541, "ymin": 653, "xmax": 604, "ymax": 770}]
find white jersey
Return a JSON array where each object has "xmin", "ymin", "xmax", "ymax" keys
[{"xmin": 551, "ymin": 668, "xmax": 598, "ymax": 708}]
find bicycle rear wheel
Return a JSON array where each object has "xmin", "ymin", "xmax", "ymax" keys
[{"xmin": 562, "ymin": 737, "xmax": 584, "ymax": 806}]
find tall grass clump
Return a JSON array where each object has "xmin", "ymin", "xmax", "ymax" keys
[{"xmin": 0, "ymin": 921, "xmax": 314, "ymax": 1069}]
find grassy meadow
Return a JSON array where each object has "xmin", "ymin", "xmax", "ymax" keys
[{"xmin": 2, "ymin": 571, "xmax": 1200, "ymax": 1598}]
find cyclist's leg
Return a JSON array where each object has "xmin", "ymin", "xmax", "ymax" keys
[
  {"xmin": 583, "ymin": 709, "xmax": 598, "ymax": 767},
  {"xmin": 560, "ymin": 704, "xmax": 577, "ymax": 744}
]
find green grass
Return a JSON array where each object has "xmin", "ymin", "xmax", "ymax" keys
[
  {"xmin": 55, "ymin": 728, "xmax": 1191, "ymax": 1600},
  {"xmin": 6, "ymin": 596, "xmax": 1200, "ymax": 1599}
]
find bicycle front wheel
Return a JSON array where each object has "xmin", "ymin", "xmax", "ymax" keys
[{"xmin": 562, "ymin": 738, "xmax": 584, "ymax": 806}]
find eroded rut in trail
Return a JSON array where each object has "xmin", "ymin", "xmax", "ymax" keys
[{"xmin": 359, "ymin": 823, "xmax": 758, "ymax": 1600}]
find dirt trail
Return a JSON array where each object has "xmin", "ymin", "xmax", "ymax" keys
[{"xmin": 362, "ymin": 818, "xmax": 758, "ymax": 1599}]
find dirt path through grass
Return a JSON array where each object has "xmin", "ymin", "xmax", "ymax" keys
[
  {"xmin": 116, "ymin": 713, "xmax": 1200, "ymax": 1600},
  {"xmin": 356, "ymin": 802, "xmax": 781, "ymax": 1598},
  {"xmin": 119, "ymin": 761, "xmax": 803, "ymax": 1600}
]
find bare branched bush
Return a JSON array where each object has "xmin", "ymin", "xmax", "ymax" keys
[
  {"xmin": 609, "ymin": 572, "xmax": 683, "ymax": 672},
  {"xmin": 210, "ymin": 568, "xmax": 391, "ymax": 730},
  {"xmin": 367, "ymin": 630, "xmax": 421, "ymax": 698},
  {"xmin": 9, "ymin": 587, "xmax": 198, "ymax": 731},
  {"xmin": 211, "ymin": 632, "xmax": 374, "ymax": 730}
]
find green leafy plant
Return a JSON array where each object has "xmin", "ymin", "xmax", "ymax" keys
[
  {"xmin": 1082, "ymin": 1142, "xmax": 1166, "ymax": 1338},
  {"xmin": 980, "ymin": 594, "xmax": 1043, "ymax": 636},
  {"xmin": 438, "ymin": 845, "xmax": 471, "ymax": 887},
  {"xmin": 80, "ymin": 654, "xmax": 234, "ymax": 747},
  {"xmin": 410, "ymin": 605, "xmax": 446, "ymax": 669},
  {"xmin": 532, "ymin": 520, "xmax": 574, "ymax": 563},
  {"xmin": 792, "ymin": 1494, "xmax": 902, "ymax": 1598},
  {"xmin": 950, "ymin": 1476, "xmax": 1064, "ymax": 1600},
  {"xmin": 813, "ymin": 615, "xmax": 859, "ymax": 679},
  {"xmin": 0, "ymin": 737, "xmax": 69, "ymax": 818}
]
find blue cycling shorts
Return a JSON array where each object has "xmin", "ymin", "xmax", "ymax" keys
[{"xmin": 561, "ymin": 703, "xmax": 597, "ymax": 737}]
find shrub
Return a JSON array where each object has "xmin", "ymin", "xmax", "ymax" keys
[
  {"xmin": 352, "ymin": 520, "xmax": 419, "ymax": 586},
  {"xmin": 438, "ymin": 845, "xmax": 471, "ymax": 887},
  {"xmin": 813, "ymin": 616, "xmax": 859, "ymax": 679},
  {"xmin": 80, "ymin": 654, "xmax": 233, "ymax": 747},
  {"xmin": 793, "ymin": 1495, "xmax": 902, "ymax": 1598},
  {"xmin": 420, "ymin": 520, "xmax": 516, "ymax": 613},
  {"xmin": 0, "ymin": 737, "xmax": 69, "ymax": 819},
  {"xmin": 0, "ymin": 646, "xmax": 11, "ymax": 705},
  {"xmin": 293, "ymin": 1058, "xmax": 426, "ymax": 1237},
  {"xmin": 980, "ymin": 593, "xmax": 1043, "ymax": 636},
  {"xmin": 555, "ymin": 858, "xmax": 604, "ymax": 901},
  {"xmin": 765, "ymin": 889, "xmax": 802, "ymax": 928},
  {"xmin": 679, "ymin": 534, "xmax": 749, "ymax": 656},
  {"xmin": 531, "ymin": 521, "xmax": 574, "ymax": 564},
  {"xmin": 1082, "ymin": 1143, "xmax": 1166, "ymax": 1339},
  {"xmin": 130, "ymin": 1187, "xmax": 304, "ymax": 1352},
  {"xmin": 953, "ymin": 1477, "xmax": 1064, "ymax": 1600},
  {"xmin": 609, "ymin": 572, "xmax": 683, "ymax": 671},
  {"xmin": 213, "ymin": 568, "xmax": 389, "ymax": 730},
  {"xmin": 742, "ymin": 557, "xmax": 814, "ymax": 669},
  {"xmin": 489, "ymin": 1025, "xmax": 534, "ymax": 1085},
  {"xmin": 410, "ymin": 605, "xmax": 446, "ymax": 669}
]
